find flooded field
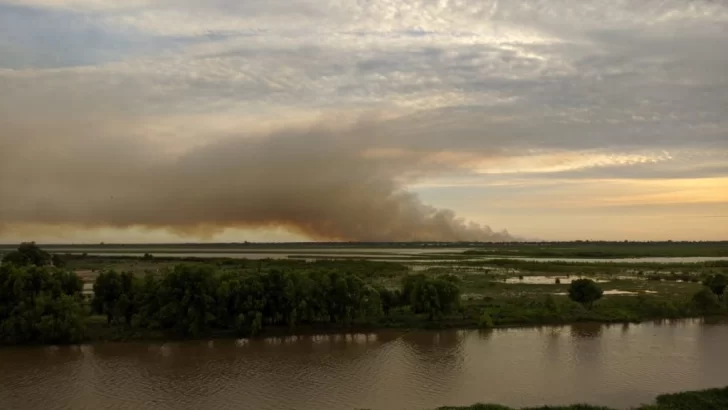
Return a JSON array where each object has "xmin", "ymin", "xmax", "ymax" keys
[{"xmin": 504, "ymin": 276, "xmax": 609, "ymax": 284}]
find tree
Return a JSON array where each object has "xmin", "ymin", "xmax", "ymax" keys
[
  {"xmin": 51, "ymin": 254, "xmax": 66, "ymax": 268},
  {"xmin": 0, "ymin": 265, "xmax": 86, "ymax": 344},
  {"xmin": 404, "ymin": 275, "xmax": 461, "ymax": 320},
  {"xmin": 2, "ymin": 242, "xmax": 52, "ymax": 267},
  {"xmin": 568, "ymin": 279, "xmax": 603, "ymax": 308},
  {"xmin": 156, "ymin": 265, "xmax": 217, "ymax": 336},
  {"xmin": 93, "ymin": 271, "xmax": 122, "ymax": 324},
  {"xmin": 692, "ymin": 288, "xmax": 722, "ymax": 313},
  {"xmin": 703, "ymin": 274, "xmax": 727, "ymax": 300},
  {"xmin": 135, "ymin": 274, "xmax": 161, "ymax": 328},
  {"xmin": 92, "ymin": 271, "xmax": 138, "ymax": 325},
  {"xmin": 377, "ymin": 287, "xmax": 397, "ymax": 316}
]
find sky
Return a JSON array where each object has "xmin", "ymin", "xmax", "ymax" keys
[{"xmin": 0, "ymin": 0, "xmax": 726, "ymax": 243}]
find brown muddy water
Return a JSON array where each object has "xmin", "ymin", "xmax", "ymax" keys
[{"xmin": 2, "ymin": 320, "xmax": 728, "ymax": 410}]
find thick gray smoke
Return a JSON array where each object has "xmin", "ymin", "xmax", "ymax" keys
[{"xmin": 0, "ymin": 114, "xmax": 513, "ymax": 241}]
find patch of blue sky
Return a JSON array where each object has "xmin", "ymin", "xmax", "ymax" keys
[{"xmin": 0, "ymin": 3, "xmax": 223, "ymax": 69}]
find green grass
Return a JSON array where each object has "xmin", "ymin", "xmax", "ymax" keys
[{"xmin": 438, "ymin": 386, "xmax": 728, "ymax": 409}]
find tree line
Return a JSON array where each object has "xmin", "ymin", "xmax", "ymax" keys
[
  {"xmin": 91, "ymin": 267, "xmax": 461, "ymax": 337},
  {"xmin": 1, "ymin": 244, "xmax": 461, "ymax": 344}
]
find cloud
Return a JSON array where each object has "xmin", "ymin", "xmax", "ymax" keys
[
  {"xmin": 0, "ymin": 0, "xmax": 726, "ymax": 241},
  {"xmin": 0, "ymin": 113, "xmax": 514, "ymax": 241}
]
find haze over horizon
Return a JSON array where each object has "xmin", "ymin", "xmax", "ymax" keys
[{"xmin": 1, "ymin": 0, "xmax": 727, "ymax": 243}]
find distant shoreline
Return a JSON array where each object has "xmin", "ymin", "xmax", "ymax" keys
[
  {"xmin": 436, "ymin": 385, "xmax": 728, "ymax": 410},
  {"xmin": 80, "ymin": 316, "xmax": 717, "ymax": 345}
]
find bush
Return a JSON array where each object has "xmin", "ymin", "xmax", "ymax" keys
[
  {"xmin": 691, "ymin": 288, "xmax": 722, "ymax": 314},
  {"xmin": 703, "ymin": 274, "xmax": 727, "ymax": 299},
  {"xmin": 544, "ymin": 294, "xmax": 560, "ymax": 315},
  {"xmin": 478, "ymin": 311, "xmax": 494, "ymax": 328},
  {"xmin": 568, "ymin": 279, "xmax": 603, "ymax": 308}
]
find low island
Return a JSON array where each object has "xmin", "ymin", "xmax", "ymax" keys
[{"xmin": 1, "ymin": 241, "xmax": 727, "ymax": 344}]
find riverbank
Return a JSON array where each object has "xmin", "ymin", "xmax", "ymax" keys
[
  {"xmin": 437, "ymin": 386, "xmax": 728, "ymax": 409},
  {"xmin": 84, "ymin": 312, "xmax": 724, "ymax": 344}
]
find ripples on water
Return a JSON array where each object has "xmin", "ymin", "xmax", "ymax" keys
[{"xmin": 3, "ymin": 320, "xmax": 728, "ymax": 410}]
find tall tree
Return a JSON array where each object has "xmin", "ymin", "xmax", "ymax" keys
[
  {"xmin": 2, "ymin": 242, "xmax": 52, "ymax": 267},
  {"xmin": 0, "ymin": 265, "xmax": 86, "ymax": 344},
  {"xmin": 92, "ymin": 271, "xmax": 138, "ymax": 325}
]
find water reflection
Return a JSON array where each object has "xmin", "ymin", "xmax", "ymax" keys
[
  {"xmin": 570, "ymin": 322, "xmax": 603, "ymax": 339},
  {"xmin": 401, "ymin": 331, "xmax": 465, "ymax": 406},
  {"xmin": 3, "ymin": 321, "xmax": 728, "ymax": 410}
]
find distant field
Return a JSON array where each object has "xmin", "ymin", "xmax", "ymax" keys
[
  {"xmin": 41, "ymin": 246, "xmax": 728, "ymax": 322},
  {"xmin": 2, "ymin": 240, "xmax": 726, "ymax": 256},
  {"xmin": 1, "ymin": 241, "xmax": 727, "ymax": 261},
  {"xmin": 464, "ymin": 241, "xmax": 728, "ymax": 258}
]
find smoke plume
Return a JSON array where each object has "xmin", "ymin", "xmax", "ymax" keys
[{"xmin": 0, "ymin": 113, "xmax": 513, "ymax": 242}]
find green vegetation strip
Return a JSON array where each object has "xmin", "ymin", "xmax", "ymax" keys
[
  {"xmin": 437, "ymin": 386, "xmax": 728, "ymax": 409},
  {"xmin": 2, "ymin": 243, "xmax": 728, "ymax": 345}
]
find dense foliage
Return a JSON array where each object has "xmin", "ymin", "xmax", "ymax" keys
[
  {"xmin": 93, "ymin": 271, "xmax": 138, "ymax": 325},
  {"xmin": 702, "ymin": 273, "xmax": 727, "ymax": 299},
  {"xmin": 1, "ymin": 242, "xmax": 53, "ymax": 267},
  {"xmin": 3, "ymin": 242, "xmax": 728, "ymax": 345},
  {"xmin": 402, "ymin": 274, "xmax": 461, "ymax": 320},
  {"xmin": 90, "ymin": 265, "xmax": 416, "ymax": 337},
  {"xmin": 690, "ymin": 288, "xmax": 722, "ymax": 314},
  {"xmin": 568, "ymin": 279, "xmax": 603, "ymax": 308},
  {"xmin": 0, "ymin": 264, "xmax": 85, "ymax": 344}
]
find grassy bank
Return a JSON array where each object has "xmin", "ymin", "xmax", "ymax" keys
[{"xmin": 437, "ymin": 386, "xmax": 728, "ymax": 409}]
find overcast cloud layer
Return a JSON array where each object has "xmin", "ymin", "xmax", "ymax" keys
[{"xmin": 1, "ymin": 0, "xmax": 726, "ymax": 242}]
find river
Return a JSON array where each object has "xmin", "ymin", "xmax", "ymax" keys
[{"xmin": 3, "ymin": 320, "xmax": 728, "ymax": 409}]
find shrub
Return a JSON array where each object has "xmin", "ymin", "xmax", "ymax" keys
[
  {"xmin": 691, "ymin": 288, "xmax": 722, "ymax": 314},
  {"xmin": 478, "ymin": 311, "xmax": 494, "ymax": 329},
  {"xmin": 568, "ymin": 279, "xmax": 603, "ymax": 308}
]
